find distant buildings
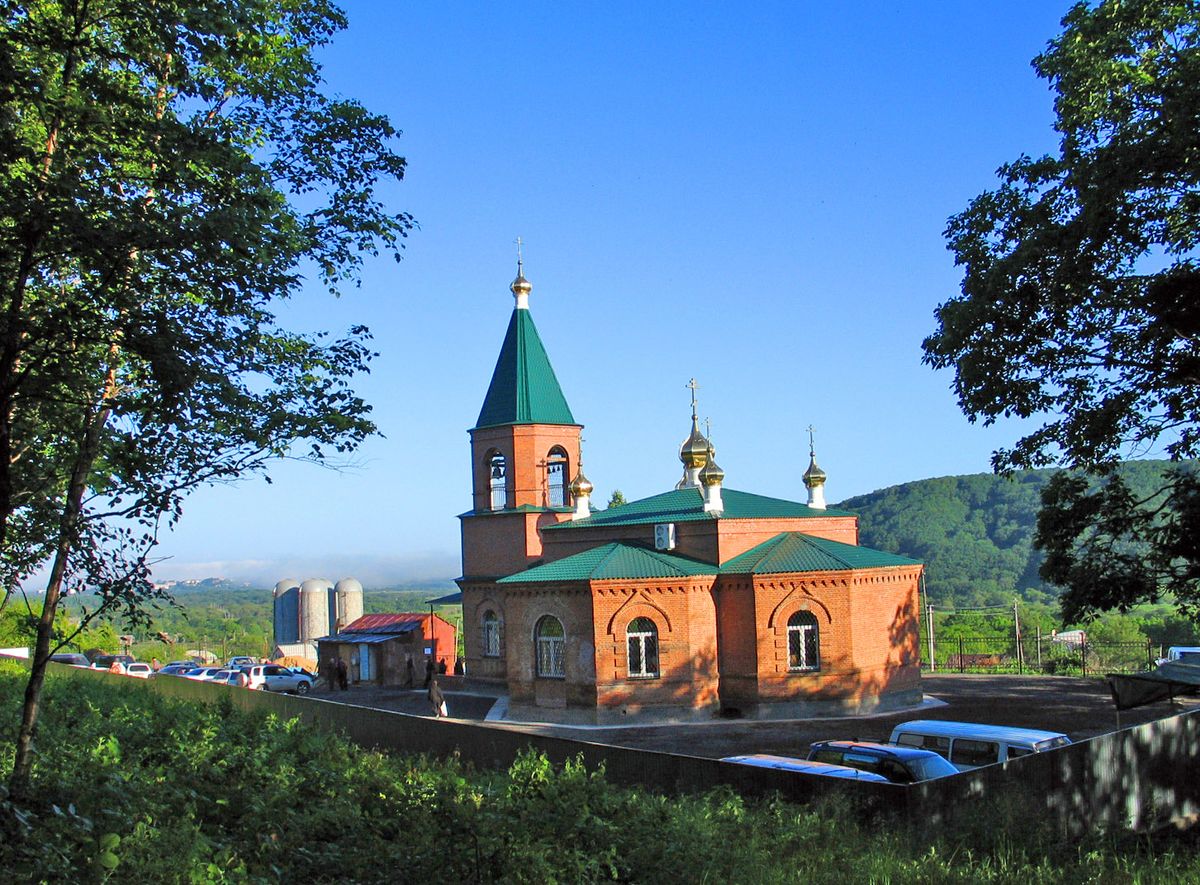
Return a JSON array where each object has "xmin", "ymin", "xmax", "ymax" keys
[{"xmin": 272, "ymin": 578, "xmax": 363, "ymax": 661}]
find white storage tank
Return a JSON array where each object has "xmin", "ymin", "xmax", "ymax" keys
[
  {"xmin": 300, "ymin": 578, "xmax": 333, "ymax": 643},
  {"xmin": 334, "ymin": 578, "xmax": 364, "ymax": 632}
]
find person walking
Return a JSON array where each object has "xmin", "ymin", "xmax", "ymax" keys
[
  {"xmin": 428, "ymin": 678, "xmax": 447, "ymax": 718},
  {"xmin": 336, "ymin": 656, "xmax": 348, "ymax": 690}
]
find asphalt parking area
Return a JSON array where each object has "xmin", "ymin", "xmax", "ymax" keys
[{"xmin": 309, "ymin": 673, "xmax": 1200, "ymax": 760}]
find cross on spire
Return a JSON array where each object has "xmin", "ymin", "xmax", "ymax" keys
[
  {"xmin": 515, "ymin": 236, "xmax": 524, "ymax": 273},
  {"xmin": 807, "ymin": 424, "xmax": 816, "ymax": 457},
  {"xmin": 687, "ymin": 378, "xmax": 700, "ymax": 419}
]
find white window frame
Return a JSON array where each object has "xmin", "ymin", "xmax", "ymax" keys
[
  {"xmin": 787, "ymin": 611, "xmax": 820, "ymax": 672},
  {"xmin": 626, "ymin": 617, "xmax": 659, "ymax": 679}
]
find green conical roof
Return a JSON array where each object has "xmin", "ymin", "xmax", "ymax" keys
[{"xmin": 475, "ymin": 308, "xmax": 576, "ymax": 429}]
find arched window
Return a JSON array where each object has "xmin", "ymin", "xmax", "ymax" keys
[
  {"xmin": 488, "ymin": 451, "xmax": 507, "ymax": 510},
  {"xmin": 482, "ymin": 610, "xmax": 500, "ymax": 657},
  {"xmin": 787, "ymin": 610, "xmax": 819, "ymax": 671},
  {"xmin": 534, "ymin": 615, "xmax": 565, "ymax": 678},
  {"xmin": 546, "ymin": 446, "xmax": 569, "ymax": 507},
  {"xmin": 626, "ymin": 617, "xmax": 659, "ymax": 678}
]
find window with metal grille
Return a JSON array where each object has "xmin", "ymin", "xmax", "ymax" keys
[
  {"xmin": 626, "ymin": 617, "xmax": 659, "ymax": 678},
  {"xmin": 482, "ymin": 610, "xmax": 500, "ymax": 657},
  {"xmin": 535, "ymin": 615, "xmax": 565, "ymax": 678},
  {"xmin": 787, "ymin": 610, "xmax": 819, "ymax": 671}
]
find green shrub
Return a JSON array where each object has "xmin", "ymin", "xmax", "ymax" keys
[{"xmin": 1, "ymin": 663, "xmax": 1198, "ymax": 883}]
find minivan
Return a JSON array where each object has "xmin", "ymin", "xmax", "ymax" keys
[{"xmin": 888, "ymin": 720, "xmax": 1071, "ymax": 770}]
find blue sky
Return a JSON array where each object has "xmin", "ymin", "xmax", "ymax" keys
[{"xmin": 151, "ymin": 1, "xmax": 1071, "ymax": 586}]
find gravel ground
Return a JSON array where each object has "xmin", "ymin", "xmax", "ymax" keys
[{"xmin": 306, "ymin": 673, "xmax": 1199, "ymax": 760}]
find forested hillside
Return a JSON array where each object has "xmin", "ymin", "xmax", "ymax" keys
[{"xmin": 837, "ymin": 461, "xmax": 1178, "ymax": 609}]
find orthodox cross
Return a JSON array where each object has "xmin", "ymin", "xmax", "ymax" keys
[
  {"xmin": 686, "ymin": 377, "xmax": 700, "ymax": 419},
  {"xmin": 515, "ymin": 236, "xmax": 525, "ymax": 272},
  {"xmin": 807, "ymin": 424, "xmax": 816, "ymax": 457}
]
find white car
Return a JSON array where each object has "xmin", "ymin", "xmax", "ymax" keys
[
  {"xmin": 184, "ymin": 667, "xmax": 227, "ymax": 681},
  {"xmin": 241, "ymin": 664, "xmax": 313, "ymax": 694},
  {"xmin": 125, "ymin": 662, "xmax": 153, "ymax": 678}
]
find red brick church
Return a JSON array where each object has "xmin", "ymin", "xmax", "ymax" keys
[{"xmin": 457, "ymin": 262, "xmax": 924, "ymax": 723}]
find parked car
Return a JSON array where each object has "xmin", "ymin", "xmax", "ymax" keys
[
  {"xmin": 227, "ymin": 656, "xmax": 257, "ymax": 669},
  {"xmin": 183, "ymin": 667, "xmax": 226, "ymax": 681},
  {"xmin": 211, "ymin": 669, "xmax": 244, "ymax": 686},
  {"xmin": 49, "ymin": 653, "xmax": 92, "ymax": 668},
  {"xmin": 150, "ymin": 663, "xmax": 198, "ymax": 678},
  {"xmin": 807, "ymin": 741, "xmax": 958, "ymax": 784},
  {"xmin": 240, "ymin": 664, "xmax": 313, "ymax": 694},
  {"xmin": 1156, "ymin": 646, "xmax": 1200, "ymax": 666},
  {"xmin": 125, "ymin": 662, "xmax": 153, "ymax": 678},
  {"xmin": 91, "ymin": 654, "xmax": 135, "ymax": 671},
  {"xmin": 721, "ymin": 754, "xmax": 890, "ymax": 782},
  {"xmin": 888, "ymin": 720, "xmax": 1071, "ymax": 770}
]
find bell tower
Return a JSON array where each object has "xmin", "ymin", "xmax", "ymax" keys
[{"xmin": 459, "ymin": 258, "xmax": 583, "ymax": 581}]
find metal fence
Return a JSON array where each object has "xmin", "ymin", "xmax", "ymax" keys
[{"xmin": 921, "ymin": 636, "xmax": 1169, "ymax": 676}]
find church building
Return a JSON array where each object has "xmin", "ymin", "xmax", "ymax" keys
[{"xmin": 457, "ymin": 263, "xmax": 924, "ymax": 723}]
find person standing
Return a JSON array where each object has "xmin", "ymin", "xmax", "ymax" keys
[
  {"xmin": 423, "ymin": 657, "xmax": 434, "ymax": 689},
  {"xmin": 336, "ymin": 656, "xmax": 348, "ymax": 690},
  {"xmin": 428, "ymin": 678, "xmax": 447, "ymax": 718},
  {"xmin": 326, "ymin": 657, "xmax": 338, "ymax": 691},
  {"xmin": 404, "ymin": 656, "xmax": 415, "ymax": 689}
]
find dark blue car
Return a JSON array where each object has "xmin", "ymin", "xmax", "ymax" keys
[{"xmin": 807, "ymin": 740, "xmax": 958, "ymax": 784}]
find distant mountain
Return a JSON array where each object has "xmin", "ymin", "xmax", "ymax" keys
[{"xmin": 835, "ymin": 461, "xmax": 1177, "ymax": 609}]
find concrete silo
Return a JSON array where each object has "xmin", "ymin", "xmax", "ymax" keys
[
  {"xmin": 334, "ymin": 578, "xmax": 364, "ymax": 632},
  {"xmin": 273, "ymin": 579, "xmax": 301, "ymax": 645},
  {"xmin": 300, "ymin": 578, "xmax": 334, "ymax": 643}
]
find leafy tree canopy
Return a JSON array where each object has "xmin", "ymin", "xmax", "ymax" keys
[
  {"xmin": 0, "ymin": 0, "xmax": 411, "ymax": 790},
  {"xmin": 922, "ymin": 0, "xmax": 1200, "ymax": 623}
]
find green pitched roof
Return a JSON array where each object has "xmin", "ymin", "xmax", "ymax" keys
[
  {"xmin": 475, "ymin": 308, "xmax": 576, "ymax": 429},
  {"xmin": 497, "ymin": 542, "xmax": 716, "ymax": 583},
  {"xmin": 543, "ymin": 486, "xmax": 852, "ymax": 531},
  {"xmin": 720, "ymin": 532, "xmax": 920, "ymax": 575}
]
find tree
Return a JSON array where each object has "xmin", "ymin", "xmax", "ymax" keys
[
  {"xmin": 0, "ymin": 1, "xmax": 412, "ymax": 792},
  {"xmin": 923, "ymin": 0, "xmax": 1200, "ymax": 625},
  {"xmin": 606, "ymin": 489, "xmax": 627, "ymax": 509}
]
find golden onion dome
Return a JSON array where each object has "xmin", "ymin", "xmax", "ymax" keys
[
  {"xmin": 511, "ymin": 272, "xmax": 532, "ymax": 300},
  {"xmin": 569, "ymin": 468, "xmax": 593, "ymax": 498},
  {"xmin": 699, "ymin": 452, "xmax": 724, "ymax": 487},
  {"xmin": 679, "ymin": 418, "xmax": 710, "ymax": 469},
  {"xmin": 803, "ymin": 455, "xmax": 826, "ymax": 486}
]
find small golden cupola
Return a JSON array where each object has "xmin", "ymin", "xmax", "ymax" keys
[
  {"xmin": 802, "ymin": 425, "xmax": 827, "ymax": 510},
  {"xmin": 676, "ymin": 378, "xmax": 710, "ymax": 489},
  {"xmin": 511, "ymin": 241, "xmax": 533, "ymax": 309},
  {"xmin": 700, "ymin": 443, "xmax": 725, "ymax": 513},
  {"xmin": 569, "ymin": 458, "xmax": 594, "ymax": 521}
]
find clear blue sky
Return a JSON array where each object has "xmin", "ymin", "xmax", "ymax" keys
[{"xmin": 151, "ymin": 1, "xmax": 1070, "ymax": 586}]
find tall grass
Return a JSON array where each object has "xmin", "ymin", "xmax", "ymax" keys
[{"xmin": 0, "ymin": 661, "xmax": 1196, "ymax": 883}]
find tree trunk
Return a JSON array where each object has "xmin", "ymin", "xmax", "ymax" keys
[{"xmin": 9, "ymin": 373, "xmax": 115, "ymax": 795}]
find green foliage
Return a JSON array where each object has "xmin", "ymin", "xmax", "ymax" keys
[
  {"xmin": 922, "ymin": 0, "xmax": 1200, "ymax": 624},
  {"xmin": 840, "ymin": 461, "xmax": 1182, "ymax": 610},
  {"xmin": 606, "ymin": 489, "xmax": 627, "ymax": 509},
  {"xmin": 2, "ymin": 663, "xmax": 1199, "ymax": 882}
]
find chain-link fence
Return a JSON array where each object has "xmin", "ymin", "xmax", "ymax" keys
[{"xmin": 921, "ymin": 635, "xmax": 1167, "ymax": 676}]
